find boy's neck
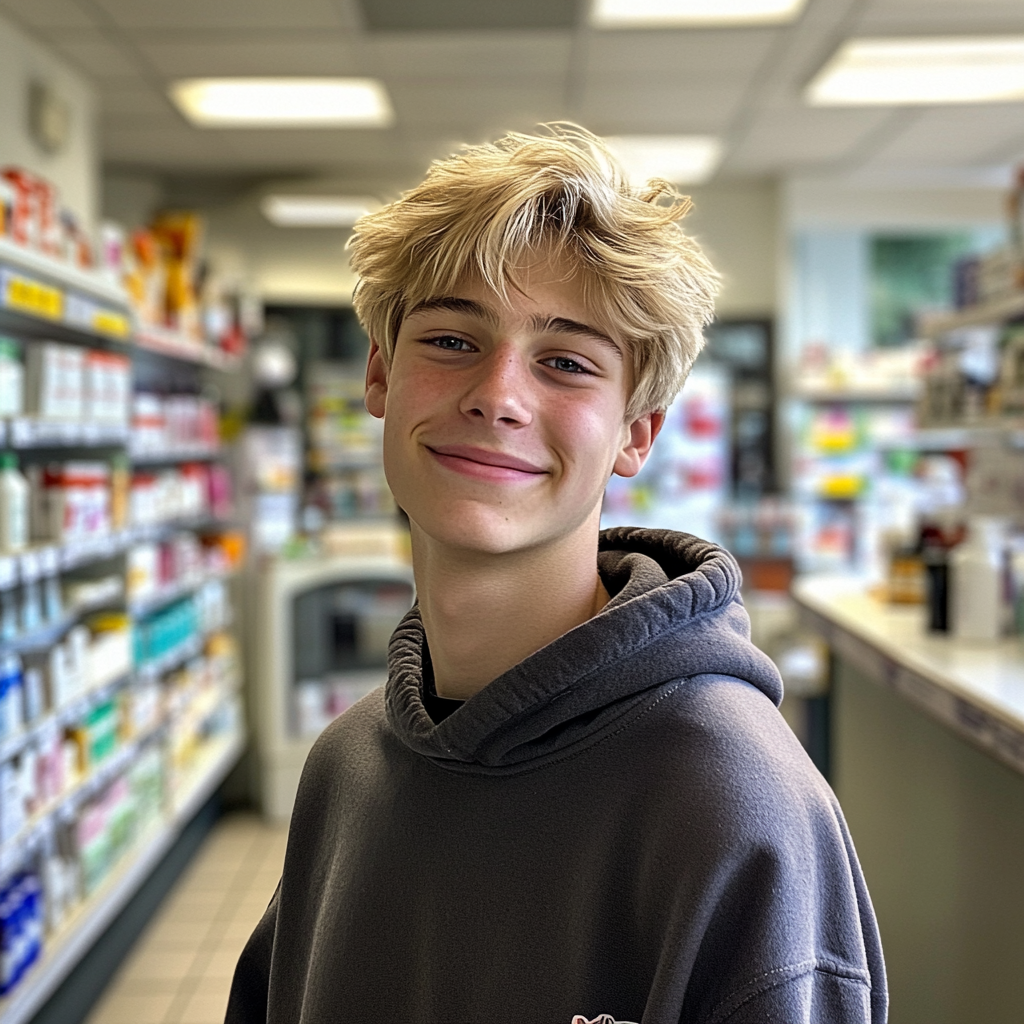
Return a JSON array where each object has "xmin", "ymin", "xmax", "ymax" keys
[{"xmin": 411, "ymin": 518, "xmax": 610, "ymax": 701}]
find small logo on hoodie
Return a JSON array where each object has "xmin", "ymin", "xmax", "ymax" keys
[{"xmin": 571, "ymin": 1016, "xmax": 639, "ymax": 1024}]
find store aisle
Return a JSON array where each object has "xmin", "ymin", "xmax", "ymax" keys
[{"xmin": 84, "ymin": 814, "xmax": 286, "ymax": 1024}]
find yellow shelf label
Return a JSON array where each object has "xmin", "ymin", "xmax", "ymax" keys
[
  {"xmin": 93, "ymin": 309, "xmax": 130, "ymax": 338},
  {"xmin": 4, "ymin": 273, "xmax": 64, "ymax": 320}
]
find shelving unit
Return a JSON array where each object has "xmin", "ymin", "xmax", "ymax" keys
[
  {"xmin": 0, "ymin": 730, "xmax": 243, "ymax": 1024},
  {"xmin": 0, "ymin": 239, "xmax": 130, "ymax": 343},
  {"xmin": 919, "ymin": 292, "xmax": 1024, "ymax": 337},
  {"xmin": 0, "ymin": 245, "xmax": 245, "ymax": 1023}
]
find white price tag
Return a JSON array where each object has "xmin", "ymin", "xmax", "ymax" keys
[
  {"xmin": 20, "ymin": 550, "xmax": 40, "ymax": 582},
  {"xmin": 10, "ymin": 418, "xmax": 32, "ymax": 446},
  {"xmin": 38, "ymin": 546, "xmax": 58, "ymax": 575},
  {"xmin": 0, "ymin": 555, "xmax": 16, "ymax": 590}
]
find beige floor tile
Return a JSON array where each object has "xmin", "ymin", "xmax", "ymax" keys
[
  {"xmin": 218, "ymin": 915, "xmax": 262, "ymax": 943},
  {"xmin": 174, "ymin": 976, "xmax": 232, "ymax": 1024},
  {"xmin": 105, "ymin": 976, "xmax": 181, "ymax": 998},
  {"xmin": 159, "ymin": 892, "xmax": 227, "ymax": 923},
  {"xmin": 200, "ymin": 945, "xmax": 244, "ymax": 980},
  {"xmin": 86, "ymin": 813, "xmax": 289, "ymax": 1023},
  {"xmin": 121, "ymin": 947, "xmax": 200, "ymax": 982},
  {"xmin": 85, "ymin": 987, "xmax": 177, "ymax": 1024},
  {"xmin": 142, "ymin": 915, "xmax": 213, "ymax": 949}
]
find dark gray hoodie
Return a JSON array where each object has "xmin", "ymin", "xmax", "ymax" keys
[{"xmin": 226, "ymin": 528, "xmax": 886, "ymax": 1024}]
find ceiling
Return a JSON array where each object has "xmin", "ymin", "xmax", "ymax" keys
[{"xmin": 3, "ymin": 0, "xmax": 1024, "ymax": 194}]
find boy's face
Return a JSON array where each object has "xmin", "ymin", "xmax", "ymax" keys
[{"xmin": 365, "ymin": 259, "xmax": 662, "ymax": 557}]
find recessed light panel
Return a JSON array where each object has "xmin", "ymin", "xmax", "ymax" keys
[
  {"xmin": 591, "ymin": 0, "xmax": 805, "ymax": 28},
  {"xmin": 808, "ymin": 37, "xmax": 1024, "ymax": 106},
  {"xmin": 261, "ymin": 195, "xmax": 382, "ymax": 227},
  {"xmin": 170, "ymin": 78, "xmax": 394, "ymax": 128},
  {"xmin": 605, "ymin": 136, "xmax": 723, "ymax": 186}
]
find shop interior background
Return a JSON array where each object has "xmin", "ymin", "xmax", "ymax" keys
[{"xmin": 2, "ymin": 0, "xmax": 1024, "ymax": 1022}]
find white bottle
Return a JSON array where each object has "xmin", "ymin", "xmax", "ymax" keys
[
  {"xmin": 0, "ymin": 453, "xmax": 29, "ymax": 554},
  {"xmin": 950, "ymin": 516, "xmax": 1006, "ymax": 643}
]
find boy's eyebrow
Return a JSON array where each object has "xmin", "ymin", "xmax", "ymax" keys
[
  {"xmin": 408, "ymin": 296, "xmax": 499, "ymax": 325},
  {"xmin": 408, "ymin": 297, "xmax": 622, "ymax": 359},
  {"xmin": 533, "ymin": 316, "xmax": 623, "ymax": 359}
]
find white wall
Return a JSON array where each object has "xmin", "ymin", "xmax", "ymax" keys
[
  {"xmin": 685, "ymin": 179, "xmax": 779, "ymax": 319},
  {"xmin": 784, "ymin": 175, "xmax": 1005, "ymax": 232},
  {"xmin": 0, "ymin": 11, "xmax": 98, "ymax": 229}
]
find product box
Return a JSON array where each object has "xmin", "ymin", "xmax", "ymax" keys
[
  {"xmin": 33, "ymin": 463, "xmax": 111, "ymax": 544},
  {"xmin": 84, "ymin": 351, "xmax": 130, "ymax": 424},
  {"xmin": 0, "ymin": 337, "xmax": 24, "ymax": 418},
  {"xmin": 24, "ymin": 343, "xmax": 84, "ymax": 420}
]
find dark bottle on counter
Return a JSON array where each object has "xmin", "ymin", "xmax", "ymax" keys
[{"xmin": 923, "ymin": 544, "xmax": 949, "ymax": 633}]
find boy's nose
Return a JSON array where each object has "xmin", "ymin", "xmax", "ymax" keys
[{"xmin": 459, "ymin": 345, "xmax": 533, "ymax": 426}]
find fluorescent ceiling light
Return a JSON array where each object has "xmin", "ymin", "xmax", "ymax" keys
[
  {"xmin": 807, "ymin": 37, "xmax": 1024, "ymax": 106},
  {"xmin": 606, "ymin": 136, "xmax": 722, "ymax": 185},
  {"xmin": 591, "ymin": 0, "xmax": 805, "ymax": 28},
  {"xmin": 170, "ymin": 78, "xmax": 393, "ymax": 127},
  {"xmin": 261, "ymin": 195, "xmax": 382, "ymax": 227}
]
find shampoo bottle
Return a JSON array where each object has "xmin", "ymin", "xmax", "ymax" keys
[
  {"xmin": 0, "ymin": 454, "xmax": 28, "ymax": 554},
  {"xmin": 950, "ymin": 516, "xmax": 1007, "ymax": 643}
]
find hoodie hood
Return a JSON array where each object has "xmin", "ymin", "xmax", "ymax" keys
[{"xmin": 385, "ymin": 527, "xmax": 783, "ymax": 772}]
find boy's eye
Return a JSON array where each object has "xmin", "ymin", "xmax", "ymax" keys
[
  {"xmin": 427, "ymin": 335, "xmax": 474, "ymax": 352},
  {"xmin": 545, "ymin": 356, "xmax": 589, "ymax": 374}
]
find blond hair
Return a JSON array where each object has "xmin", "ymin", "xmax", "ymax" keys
[{"xmin": 348, "ymin": 124, "xmax": 719, "ymax": 416}]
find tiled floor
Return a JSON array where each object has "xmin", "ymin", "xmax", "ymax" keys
[{"xmin": 85, "ymin": 813, "xmax": 287, "ymax": 1024}]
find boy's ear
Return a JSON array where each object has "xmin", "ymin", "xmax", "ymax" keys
[
  {"xmin": 365, "ymin": 340, "xmax": 388, "ymax": 419},
  {"xmin": 612, "ymin": 410, "xmax": 665, "ymax": 479}
]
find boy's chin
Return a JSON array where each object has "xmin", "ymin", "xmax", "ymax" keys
[{"xmin": 408, "ymin": 505, "xmax": 567, "ymax": 558}]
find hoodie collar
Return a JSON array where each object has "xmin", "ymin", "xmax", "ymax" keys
[{"xmin": 385, "ymin": 528, "xmax": 782, "ymax": 772}]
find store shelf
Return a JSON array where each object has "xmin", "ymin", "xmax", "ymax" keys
[
  {"xmin": 129, "ymin": 445, "xmax": 221, "ymax": 465},
  {"xmin": 133, "ymin": 325, "xmax": 241, "ymax": 371},
  {"xmin": 0, "ymin": 670, "xmax": 132, "ymax": 766},
  {"xmin": 0, "ymin": 240, "xmax": 131, "ymax": 343},
  {"xmin": 0, "ymin": 724, "xmax": 158, "ymax": 878},
  {"xmin": 2, "ymin": 418, "xmax": 129, "ymax": 449},
  {"xmin": 128, "ymin": 569, "xmax": 235, "ymax": 620},
  {"xmin": 0, "ymin": 240, "xmax": 127, "ymax": 309},
  {"xmin": 129, "ymin": 514, "xmax": 232, "ymax": 545},
  {"xmin": 791, "ymin": 380, "xmax": 922, "ymax": 403},
  {"xmin": 0, "ymin": 726, "xmax": 244, "ymax": 1024},
  {"xmin": 0, "ymin": 612, "xmax": 77, "ymax": 656},
  {"xmin": 919, "ymin": 292, "xmax": 1024, "ymax": 337}
]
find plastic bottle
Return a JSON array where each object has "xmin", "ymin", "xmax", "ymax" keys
[
  {"xmin": 950, "ymin": 516, "xmax": 1007, "ymax": 643},
  {"xmin": 0, "ymin": 454, "xmax": 29, "ymax": 554}
]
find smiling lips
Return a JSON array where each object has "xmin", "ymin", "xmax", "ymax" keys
[{"xmin": 426, "ymin": 443, "xmax": 548, "ymax": 482}]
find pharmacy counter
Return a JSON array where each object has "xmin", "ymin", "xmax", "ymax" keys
[{"xmin": 792, "ymin": 577, "xmax": 1024, "ymax": 1024}]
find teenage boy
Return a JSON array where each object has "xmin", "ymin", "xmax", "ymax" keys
[{"xmin": 227, "ymin": 125, "xmax": 886, "ymax": 1024}]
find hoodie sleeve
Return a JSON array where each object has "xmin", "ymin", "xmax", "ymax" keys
[
  {"xmin": 704, "ymin": 962, "xmax": 876, "ymax": 1024},
  {"xmin": 224, "ymin": 882, "xmax": 279, "ymax": 1024}
]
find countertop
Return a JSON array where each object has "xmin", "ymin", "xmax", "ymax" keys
[{"xmin": 792, "ymin": 575, "xmax": 1024, "ymax": 776}]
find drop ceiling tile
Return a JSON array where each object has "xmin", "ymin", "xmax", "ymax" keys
[
  {"xmin": 49, "ymin": 31, "xmax": 144, "ymax": 79},
  {"xmin": 99, "ymin": 84, "xmax": 177, "ymax": 118},
  {"xmin": 857, "ymin": 0, "xmax": 1024, "ymax": 32},
  {"xmin": 0, "ymin": 0, "xmax": 97, "ymax": 30},
  {"xmin": 91, "ymin": 0, "xmax": 345, "ymax": 31},
  {"xmin": 577, "ymin": 83, "xmax": 745, "ymax": 134},
  {"xmin": 581, "ymin": 29, "xmax": 780, "ymax": 83},
  {"xmin": 138, "ymin": 35, "xmax": 363, "ymax": 78},
  {"xmin": 367, "ymin": 30, "xmax": 572, "ymax": 81},
  {"xmin": 387, "ymin": 81, "xmax": 567, "ymax": 131},
  {"xmin": 726, "ymin": 107, "xmax": 892, "ymax": 172},
  {"xmin": 102, "ymin": 125, "xmax": 235, "ymax": 166},
  {"xmin": 359, "ymin": 0, "xmax": 574, "ymax": 32},
  {"xmin": 219, "ymin": 127, "xmax": 408, "ymax": 163},
  {"xmin": 868, "ymin": 106, "xmax": 1024, "ymax": 166}
]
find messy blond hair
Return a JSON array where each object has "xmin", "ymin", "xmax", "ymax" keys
[{"xmin": 348, "ymin": 124, "xmax": 719, "ymax": 416}]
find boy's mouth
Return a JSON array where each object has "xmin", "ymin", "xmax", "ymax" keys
[{"xmin": 425, "ymin": 444, "xmax": 548, "ymax": 480}]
